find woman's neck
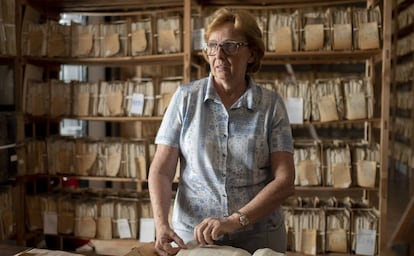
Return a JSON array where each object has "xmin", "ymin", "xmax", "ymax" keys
[{"xmin": 214, "ymin": 77, "xmax": 248, "ymax": 109}]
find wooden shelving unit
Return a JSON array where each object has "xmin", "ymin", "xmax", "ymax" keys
[{"xmin": 2, "ymin": 0, "xmax": 392, "ymax": 255}]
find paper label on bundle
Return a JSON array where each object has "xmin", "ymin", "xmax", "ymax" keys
[
  {"xmin": 139, "ymin": 218, "xmax": 155, "ymax": 242},
  {"xmin": 132, "ymin": 29, "xmax": 147, "ymax": 53},
  {"xmin": 131, "ymin": 93, "xmax": 145, "ymax": 115},
  {"xmin": 43, "ymin": 211, "xmax": 58, "ymax": 235},
  {"xmin": 158, "ymin": 29, "xmax": 176, "ymax": 52},
  {"xmin": 332, "ymin": 162, "xmax": 351, "ymax": 188},
  {"xmin": 298, "ymin": 159, "xmax": 318, "ymax": 186},
  {"xmin": 359, "ymin": 22, "xmax": 379, "ymax": 50},
  {"xmin": 274, "ymin": 26, "xmax": 292, "ymax": 53},
  {"xmin": 333, "ymin": 24, "xmax": 352, "ymax": 50},
  {"xmin": 286, "ymin": 97, "xmax": 303, "ymax": 124},
  {"xmin": 304, "ymin": 24, "xmax": 324, "ymax": 51},
  {"xmin": 356, "ymin": 229, "xmax": 376, "ymax": 255},
  {"xmin": 117, "ymin": 218, "xmax": 132, "ymax": 238},
  {"xmin": 301, "ymin": 228, "xmax": 317, "ymax": 255},
  {"xmin": 318, "ymin": 95, "xmax": 338, "ymax": 122}
]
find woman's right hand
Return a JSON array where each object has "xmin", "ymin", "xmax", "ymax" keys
[{"xmin": 154, "ymin": 225, "xmax": 186, "ymax": 256}]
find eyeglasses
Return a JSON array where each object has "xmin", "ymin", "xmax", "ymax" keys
[{"xmin": 203, "ymin": 41, "xmax": 249, "ymax": 56}]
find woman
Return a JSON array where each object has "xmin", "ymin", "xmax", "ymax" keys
[{"xmin": 148, "ymin": 7, "xmax": 295, "ymax": 256}]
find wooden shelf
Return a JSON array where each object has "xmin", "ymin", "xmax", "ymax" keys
[
  {"xmin": 25, "ymin": 0, "xmax": 184, "ymax": 12},
  {"xmin": 25, "ymin": 115, "xmax": 163, "ymax": 123},
  {"xmin": 291, "ymin": 118, "xmax": 381, "ymax": 128},
  {"xmin": 196, "ymin": 49, "xmax": 382, "ymax": 65},
  {"xmin": 24, "ymin": 53, "xmax": 185, "ymax": 67},
  {"xmin": 195, "ymin": 0, "xmax": 366, "ymax": 8},
  {"xmin": 51, "ymin": 174, "xmax": 146, "ymax": 183},
  {"xmin": 295, "ymin": 186, "xmax": 378, "ymax": 192}
]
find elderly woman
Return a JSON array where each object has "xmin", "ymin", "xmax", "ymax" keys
[{"xmin": 148, "ymin": 7, "xmax": 295, "ymax": 256}]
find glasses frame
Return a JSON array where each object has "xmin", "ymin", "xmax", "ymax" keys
[{"xmin": 202, "ymin": 40, "xmax": 249, "ymax": 56}]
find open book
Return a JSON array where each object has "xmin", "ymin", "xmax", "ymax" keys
[{"xmin": 176, "ymin": 244, "xmax": 285, "ymax": 256}]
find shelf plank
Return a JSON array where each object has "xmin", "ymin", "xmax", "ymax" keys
[
  {"xmin": 25, "ymin": 115, "xmax": 163, "ymax": 123},
  {"xmin": 196, "ymin": 49, "xmax": 381, "ymax": 65},
  {"xmin": 25, "ymin": 0, "xmax": 184, "ymax": 11},
  {"xmin": 295, "ymin": 186, "xmax": 378, "ymax": 192},
  {"xmin": 24, "ymin": 53, "xmax": 185, "ymax": 66},
  {"xmin": 52, "ymin": 174, "xmax": 146, "ymax": 183}
]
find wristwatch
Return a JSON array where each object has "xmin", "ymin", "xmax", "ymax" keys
[{"xmin": 235, "ymin": 211, "xmax": 250, "ymax": 227}]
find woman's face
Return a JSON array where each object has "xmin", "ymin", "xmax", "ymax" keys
[{"xmin": 207, "ymin": 22, "xmax": 254, "ymax": 84}]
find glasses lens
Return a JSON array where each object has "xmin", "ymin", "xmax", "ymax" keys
[
  {"xmin": 222, "ymin": 42, "xmax": 238, "ymax": 55},
  {"xmin": 204, "ymin": 41, "xmax": 243, "ymax": 56}
]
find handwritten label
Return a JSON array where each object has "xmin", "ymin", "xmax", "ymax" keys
[
  {"xmin": 117, "ymin": 218, "xmax": 132, "ymax": 239},
  {"xmin": 139, "ymin": 218, "xmax": 155, "ymax": 242},
  {"xmin": 356, "ymin": 229, "xmax": 376, "ymax": 255},
  {"xmin": 130, "ymin": 93, "xmax": 145, "ymax": 115},
  {"xmin": 286, "ymin": 97, "xmax": 303, "ymax": 124},
  {"xmin": 43, "ymin": 212, "xmax": 58, "ymax": 235}
]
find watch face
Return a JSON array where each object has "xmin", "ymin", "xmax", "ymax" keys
[{"xmin": 239, "ymin": 214, "xmax": 249, "ymax": 226}]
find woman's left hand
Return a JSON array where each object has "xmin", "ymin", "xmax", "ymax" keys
[{"xmin": 193, "ymin": 214, "xmax": 241, "ymax": 245}]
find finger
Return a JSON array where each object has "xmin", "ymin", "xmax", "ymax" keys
[
  {"xmin": 171, "ymin": 233, "xmax": 187, "ymax": 249},
  {"xmin": 194, "ymin": 224, "xmax": 207, "ymax": 245}
]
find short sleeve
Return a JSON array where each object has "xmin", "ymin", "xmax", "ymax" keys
[
  {"xmin": 155, "ymin": 87, "xmax": 183, "ymax": 148},
  {"xmin": 270, "ymin": 94, "xmax": 294, "ymax": 153}
]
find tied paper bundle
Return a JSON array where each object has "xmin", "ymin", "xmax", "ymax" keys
[
  {"xmin": 0, "ymin": 66, "xmax": 14, "ymax": 105},
  {"xmin": 98, "ymin": 81, "xmax": 125, "ymax": 117},
  {"xmin": 57, "ymin": 196, "xmax": 75, "ymax": 235},
  {"xmin": 343, "ymin": 78, "xmax": 374, "ymax": 120},
  {"xmin": 124, "ymin": 79, "xmax": 155, "ymax": 117},
  {"xmin": 96, "ymin": 200, "xmax": 114, "ymax": 240},
  {"xmin": 26, "ymin": 195, "xmax": 43, "ymax": 231},
  {"xmin": 71, "ymin": 22, "xmax": 100, "ymax": 57},
  {"xmin": 47, "ymin": 137, "xmax": 75, "ymax": 175},
  {"xmin": 395, "ymin": 118, "xmax": 412, "ymax": 140},
  {"xmin": 397, "ymin": 4, "xmax": 414, "ymax": 30},
  {"xmin": 351, "ymin": 143, "xmax": 379, "ymax": 188},
  {"xmin": 293, "ymin": 142, "xmax": 322, "ymax": 186},
  {"xmin": 113, "ymin": 200, "xmax": 139, "ymax": 239},
  {"xmin": 0, "ymin": 0, "xmax": 16, "ymax": 55},
  {"xmin": 156, "ymin": 15, "xmax": 181, "ymax": 54},
  {"xmin": 268, "ymin": 10, "xmax": 299, "ymax": 53},
  {"xmin": 351, "ymin": 209, "xmax": 378, "ymax": 255},
  {"xmin": 324, "ymin": 144, "xmax": 352, "ymax": 188},
  {"xmin": 352, "ymin": 6, "xmax": 382, "ymax": 50},
  {"xmin": 331, "ymin": 8, "xmax": 352, "ymax": 50},
  {"xmin": 74, "ymin": 138, "xmax": 98, "ymax": 176},
  {"xmin": 156, "ymin": 77, "xmax": 181, "ymax": 116},
  {"xmin": 26, "ymin": 23, "xmax": 47, "ymax": 56},
  {"xmin": 90, "ymin": 139, "xmax": 122, "ymax": 177},
  {"xmin": 395, "ymin": 61, "xmax": 413, "ymax": 83},
  {"xmin": 47, "ymin": 20, "xmax": 70, "ymax": 57},
  {"xmin": 325, "ymin": 208, "xmax": 350, "ymax": 253},
  {"xmin": 396, "ymin": 35, "xmax": 414, "ymax": 57},
  {"xmin": 250, "ymin": 9, "xmax": 268, "ymax": 50},
  {"xmin": 89, "ymin": 82, "xmax": 100, "ymax": 116},
  {"xmin": 74, "ymin": 199, "xmax": 98, "ymax": 238},
  {"xmin": 0, "ymin": 187, "xmax": 15, "ymax": 240},
  {"xmin": 301, "ymin": 8, "xmax": 331, "ymax": 51},
  {"xmin": 311, "ymin": 79, "xmax": 344, "ymax": 122},
  {"xmin": 26, "ymin": 140, "xmax": 47, "ymax": 175},
  {"xmin": 293, "ymin": 209, "xmax": 326, "ymax": 255},
  {"xmin": 120, "ymin": 140, "xmax": 147, "ymax": 179},
  {"xmin": 100, "ymin": 22, "xmax": 128, "ymax": 57},
  {"xmin": 131, "ymin": 19, "xmax": 153, "ymax": 56},
  {"xmin": 50, "ymin": 79, "xmax": 71, "ymax": 117},
  {"xmin": 25, "ymin": 80, "xmax": 49, "ymax": 116},
  {"xmin": 274, "ymin": 79, "xmax": 311, "ymax": 122},
  {"xmin": 72, "ymin": 81, "xmax": 94, "ymax": 116}
]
